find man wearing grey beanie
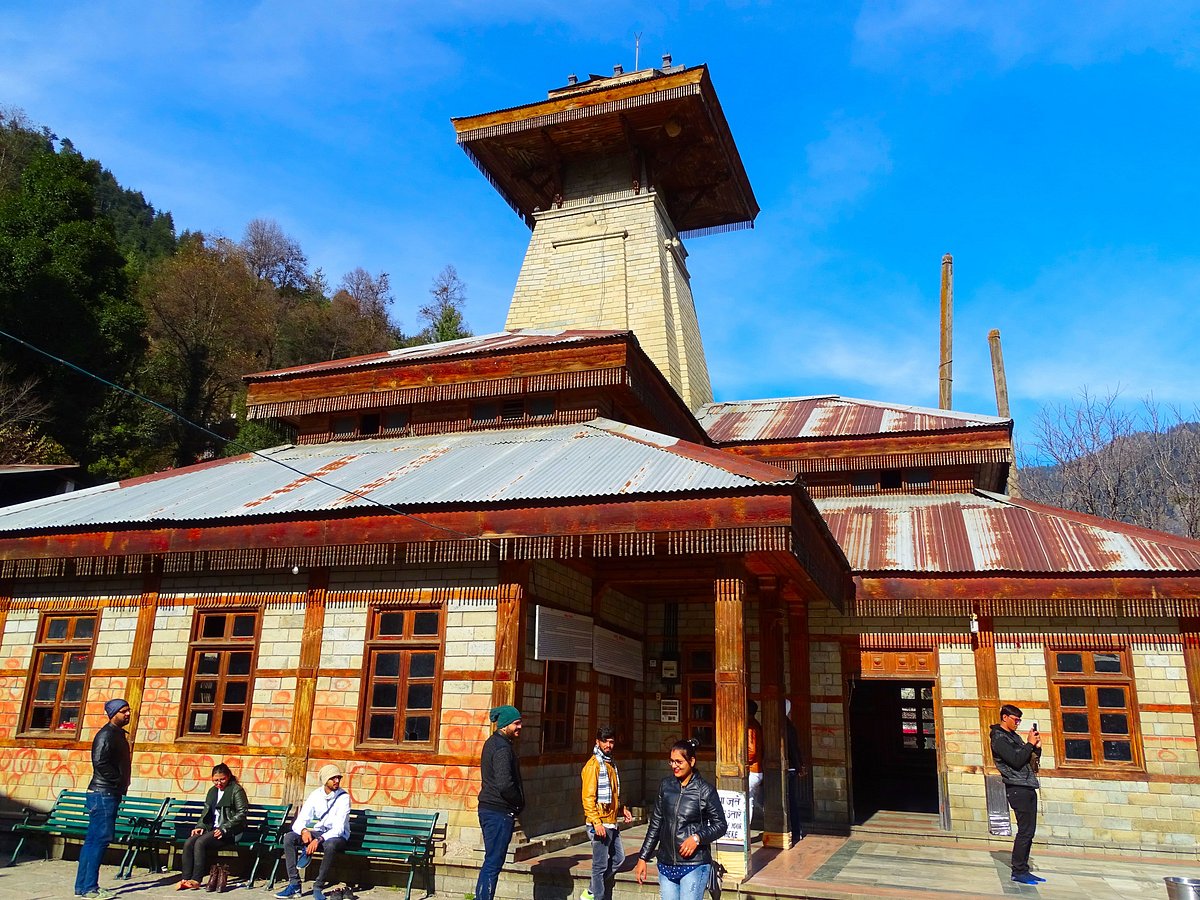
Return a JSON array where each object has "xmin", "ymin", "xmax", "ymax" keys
[{"xmin": 75, "ymin": 698, "xmax": 132, "ymax": 899}]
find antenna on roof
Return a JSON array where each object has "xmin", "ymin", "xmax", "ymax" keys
[{"xmin": 635, "ymin": 32, "xmax": 641, "ymax": 70}]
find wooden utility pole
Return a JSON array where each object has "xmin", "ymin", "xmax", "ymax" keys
[
  {"xmin": 939, "ymin": 254, "xmax": 953, "ymax": 409},
  {"xmin": 988, "ymin": 328, "xmax": 1021, "ymax": 497}
]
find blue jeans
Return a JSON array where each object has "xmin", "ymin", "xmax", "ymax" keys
[
  {"xmin": 75, "ymin": 792, "xmax": 119, "ymax": 895},
  {"xmin": 658, "ymin": 863, "xmax": 709, "ymax": 900},
  {"xmin": 587, "ymin": 824, "xmax": 625, "ymax": 899},
  {"xmin": 474, "ymin": 809, "xmax": 515, "ymax": 900}
]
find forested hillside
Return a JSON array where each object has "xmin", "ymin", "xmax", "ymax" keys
[{"xmin": 0, "ymin": 109, "xmax": 470, "ymax": 480}]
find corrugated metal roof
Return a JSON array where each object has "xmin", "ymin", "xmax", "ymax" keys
[
  {"xmin": 245, "ymin": 329, "xmax": 630, "ymax": 380},
  {"xmin": 0, "ymin": 419, "xmax": 795, "ymax": 534},
  {"xmin": 697, "ymin": 396, "xmax": 1010, "ymax": 443},
  {"xmin": 815, "ymin": 491, "xmax": 1200, "ymax": 574}
]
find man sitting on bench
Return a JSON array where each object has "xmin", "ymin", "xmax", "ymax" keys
[{"xmin": 276, "ymin": 765, "xmax": 351, "ymax": 900}]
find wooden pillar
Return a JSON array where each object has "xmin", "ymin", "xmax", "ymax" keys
[
  {"xmin": 972, "ymin": 613, "xmax": 1000, "ymax": 769},
  {"xmin": 283, "ymin": 570, "xmax": 328, "ymax": 806},
  {"xmin": 756, "ymin": 577, "xmax": 791, "ymax": 848},
  {"xmin": 491, "ymin": 562, "xmax": 529, "ymax": 709},
  {"xmin": 787, "ymin": 598, "xmax": 812, "ymax": 824},
  {"xmin": 1182, "ymin": 618, "xmax": 1200, "ymax": 755},
  {"xmin": 713, "ymin": 567, "xmax": 749, "ymax": 878},
  {"xmin": 124, "ymin": 564, "xmax": 162, "ymax": 745}
]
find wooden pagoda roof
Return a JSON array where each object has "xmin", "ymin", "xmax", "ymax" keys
[{"xmin": 451, "ymin": 65, "xmax": 759, "ymax": 236}]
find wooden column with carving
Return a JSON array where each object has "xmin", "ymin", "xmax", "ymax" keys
[
  {"xmin": 786, "ymin": 597, "xmax": 811, "ymax": 827},
  {"xmin": 756, "ymin": 577, "xmax": 791, "ymax": 848},
  {"xmin": 491, "ymin": 563, "xmax": 529, "ymax": 709},
  {"xmin": 972, "ymin": 613, "xmax": 1000, "ymax": 769},
  {"xmin": 1182, "ymin": 618, "xmax": 1200, "ymax": 754},
  {"xmin": 124, "ymin": 563, "xmax": 162, "ymax": 745},
  {"xmin": 283, "ymin": 570, "xmax": 328, "ymax": 806},
  {"xmin": 713, "ymin": 566, "xmax": 749, "ymax": 878}
]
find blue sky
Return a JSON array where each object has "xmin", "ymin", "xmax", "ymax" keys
[{"xmin": 3, "ymin": 1, "xmax": 1199, "ymax": 444}]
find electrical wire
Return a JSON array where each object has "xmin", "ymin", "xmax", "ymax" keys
[{"xmin": 0, "ymin": 327, "xmax": 496, "ymax": 547}]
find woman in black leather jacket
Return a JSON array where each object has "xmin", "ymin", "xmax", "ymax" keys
[
  {"xmin": 635, "ymin": 739, "xmax": 727, "ymax": 900},
  {"xmin": 178, "ymin": 763, "xmax": 250, "ymax": 889}
]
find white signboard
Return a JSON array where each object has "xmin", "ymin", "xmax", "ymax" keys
[
  {"xmin": 716, "ymin": 789, "xmax": 747, "ymax": 845},
  {"xmin": 660, "ymin": 699, "xmax": 680, "ymax": 723},
  {"xmin": 593, "ymin": 626, "xmax": 644, "ymax": 681},
  {"xmin": 533, "ymin": 606, "xmax": 593, "ymax": 662}
]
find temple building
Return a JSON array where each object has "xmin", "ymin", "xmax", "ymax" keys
[{"xmin": 0, "ymin": 60, "xmax": 1197, "ymax": 881}]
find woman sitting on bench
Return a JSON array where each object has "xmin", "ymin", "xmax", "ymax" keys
[{"xmin": 178, "ymin": 763, "xmax": 249, "ymax": 890}]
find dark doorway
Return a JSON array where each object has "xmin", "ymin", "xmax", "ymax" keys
[{"xmin": 849, "ymin": 680, "xmax": 938, "ymax": 821}]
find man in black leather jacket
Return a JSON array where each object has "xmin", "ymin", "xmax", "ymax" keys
[
  {"xmin": 990, "ymin": 704, "xmax": 1043, "ymax": 886},
  {"xmin": 74, "ymin": 698, "xmax": 133, "ymax": 899}
]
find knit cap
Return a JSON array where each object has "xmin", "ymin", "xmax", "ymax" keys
[
  {"xmin": 489, "ymin": 705, "xmax": 521, "ymax": 729},
  {"xmin": 104, "ymin": 698, "xmax": 130, "ymax": 718}
]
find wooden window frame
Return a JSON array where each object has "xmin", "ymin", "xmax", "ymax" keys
[
  {"xmin": 611, "ymin": 676, "xmax": 636, "ymax": 748},
  {"xmin": 1045, "ymin": 646, "xmax": 1144, "ymax": 772},
  {"xmin": 179, "ymin": 609, "xmax": 262, "ymax": 742},
  {"xmin": 20, "ymin": 612, "xmax": 100, "ymax": 739},
  {"xmin": 541, "ymin": 660, "xmax": 575, "ymax": 752},
  {"xmin": 357, "ymin": 606, "xmax": 444, "ymax": 750}
]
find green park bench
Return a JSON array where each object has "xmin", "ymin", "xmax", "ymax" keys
[{"xmin": 156, "ymin": 797, "xmax": 292, "ymax": 887}]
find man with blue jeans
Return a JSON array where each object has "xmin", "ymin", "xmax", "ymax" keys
[
  {"xmin": 75, "ymin": 698, "xmax": 132, "ymax": 899},
  {"xmin": 580, "ymin": 727, "xmax": 632, "ymax": 900},
  {"xmin": 474, "ymin": 705, "xmax": 524, "ymax": 900}
]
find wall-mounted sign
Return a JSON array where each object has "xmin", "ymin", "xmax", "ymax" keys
[
  {"xmin": 593, "ymin": 626, "xmax": 644, "ymax": 681},
  {"xmin": 716, "ymin": 790, "xmax": 746, "ymax": 845},
  {"xmin": 661, "ymin": 659, "xmax": 678, "ymax": 679},
  {"xmin": 660, "ymin": 699, "xmax": 680, "ymax": 723},
  {"xmin": 533, "ymin": 606, "xmax": 593, "ymax": 662}
]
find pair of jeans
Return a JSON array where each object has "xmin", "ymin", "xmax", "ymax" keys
[
  {"xmin": 181, "ymin": 830, "xmax": 235, "ymax": 881},
  {"xmin": 75, "ymin": 791, "xmax": 119, "ymax": 895},
  {"xmin": 474, "ymin": 808, "xmax": 515, "ymax": 900},
  {"xmin": 1006, "ymin": 785, "xmax": 1038, "ymax": 875},
  {"xmin": 283, "ymin": 830, "xmax": 346, "ymax": 889},
  {"xmin": 586, "ymin": 824, "xmax": 625, "ymax": 900},
  {"xmin": 657, "ymin": 862, "xmax": 710, "ymax": 900}
]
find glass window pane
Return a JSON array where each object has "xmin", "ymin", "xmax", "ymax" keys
[
  {"xmin": 1103, "ymin": 740, "xmax": 1133, "ymax": 762},
  {"xmin": 383, "ymin": 410, "xmax": 409, "ymax": 431},
  {"xmin": 1097, "ymin": 687, "xmax": 1126, "ymax": 708},
  {"xmin": 378, "ymin": 612, "xmax": 405, "ymax": 636},
  {"xmin": 1059, "ymin": 686, "xmax": 1086, "ymax": 707},
  {"xmin": 332, "ymin": 416, "xmax": 357, "ymax": 435},
  {"xmin": 190, "ymin": 711, "xmax": 211, "ymax": 733},
  {"xmin": 900, "ymin": 687, "xmax": 916, "ymax": 700},
  {"xmin": 374, "ymin": 653, "xmax": 400, "ymax": 677},
  {"xmin": 369, "ymin": 714, "xmax": 394, "ymax": 740},
  {"xmin": 67, "ymin": 653, "xmax": 90, "ymax": 675},
  {"xmin": 223, "ymin": 682, "xmax": 248, "ymax": 706},
  {"xmin": 73, "ymin": 618, "xmax": 96, "ymax": 641},
  {"xmin": 691, "ymin": 681, "xmax": 713, "ymax": 699},
  {"xmin": 406, "ymin": 683, "xmax": 434, "ymax": 709},
  {"xmin": 902, "ymin": 735, "xmax": 918, "ymax": 748},
  {"xmin": 691, "ymin": 703, "xmax": 712, "ymax": 720},
  {"xmin": 35, "ymin": 679, "xmax": 59, "ymax": 702},
  {"xmin": 404, "ymin": 716, "xmax": 431, "ymax": 741},
  {"xmin": 39, "ymin": 653, "xmax": 64, "ymax": 675},
  {"xmin": 923, "ymin": 736, "xmax": 936, "ymax": 750},
  {"xmin": 1100, "ymin": 713, "xmax": 1128, "ymax": 735},
  {"xmin": 62, "ymin": 679, "xmax": 85, "ymax": 703},
  {"xmin": 56, "ymin": 706, "xmax": 79, "ymax": 730},
  {"xmin": 1061, "ymin": 712, "xmax": 1090, "ymax": 733},
  {"xmin": 1056, "ymin": 652, "xmax": 1083, "ymax": 673},
  {"xmin": 921, "ymin": 707, "xmax": 935, "ymax": 721},
  {"xmin": 413, "ymin": 612, "xmax": 439, "ymax": 635},
  {"xmin": 372, "ymin": 683, "xmax": 398, "ymax": 708},
  {"xmin": 1093, "ymin": 652, "xmax": 1122, "ymax": 673},
  {"xmin": 410, "ymin": 652, "xmax": 436, "ymax": 678},
  {"xmin": 197, "ymin": 652, "xmax": 221, "ymax": 675},
  {"xmin": 1065, "ymin": 738, "xmax": 1093, "ymax": 760},
  {"xmin": 920, "ymin": 687, "xmax": 933, "ymax": 700},
  {"xmin": 228, "ymin": 652, "xmax": 252, "ymax": 676},
  {"xmin": 688, "ymin": 650, "xmax": 713, "ymax": 671},
  {"xmin": 219, "ymin": 710, "xmax": 243, "ymax": 735},
  {"xmin": 694, "ymin": 726, "xmax": 714, "ymax": 747},
  {"xmin": 46, "ymin": 619, "xmax": 69, "ymax": 640},
  {"xmin": 232, "ymin": 615, "xmax": 256, "ymax": 637},
  {"xmin": 29, "ymin": 707, "xmax": 52, "ymax": 730},
  {"xmin": 192, "ymin": 680, "xmax": 217, "ymax": 705},
  {"xmin": 202, "ymin": 615, "xmax": 226, "ymax": 639},
  {"xmin": 901, "ymin": 708, "xmax": 916, "ymax": 720}
]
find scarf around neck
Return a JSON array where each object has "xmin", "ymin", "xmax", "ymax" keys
[{"xmin": 594, "ymin": 744, "xmax": 617, "ymax": 805}]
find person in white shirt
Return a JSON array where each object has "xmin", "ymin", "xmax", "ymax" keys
[{"xmin": 275, "ymin": 764, "xmax": 351, "ymax": 900}]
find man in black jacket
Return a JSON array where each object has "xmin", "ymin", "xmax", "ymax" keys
[
  {"xmin": 474, "ymin": 705, "xmax": 523, "ymax": 900},
  {"xmin": 990, "ymin": 704, "xmax": 1044, "ymax": 886},
  {"xmin": 74, "ymin": 698, "xmax": 132, "ymax": 899}
]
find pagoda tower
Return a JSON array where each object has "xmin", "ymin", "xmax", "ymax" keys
[{"xmin": 452, "ymin": 60, "xmax": 758, "ymax": 411}]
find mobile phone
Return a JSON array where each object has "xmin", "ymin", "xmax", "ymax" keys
[{"xmin": 1030, "ymin": 721, "xmax": 1038, "ymax": 732}]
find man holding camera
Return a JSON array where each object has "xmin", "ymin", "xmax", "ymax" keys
[{"xmin": 990, "ymin": 704, "xmax": 1044, "ymax": 886}]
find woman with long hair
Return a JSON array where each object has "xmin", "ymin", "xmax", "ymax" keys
[
  {"xmin": 177, "ymin": 763, "xmax": 249, "ymax": 889},
  {"xmin": 635, "ymin": 738, "xmax": 727, "ymax": 900}
]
